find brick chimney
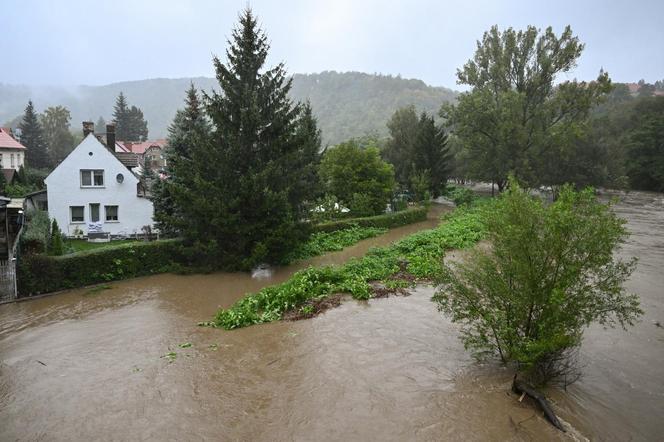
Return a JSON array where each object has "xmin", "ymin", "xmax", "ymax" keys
[
  {"xmin": 106, "ymin": 123, "xmax": 116, "ymax": 152},
  {"xmin": 82, "ymin": 121, "xmax": 94, "ymax": 137}
]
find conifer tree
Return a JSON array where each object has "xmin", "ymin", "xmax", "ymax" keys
[
  {"xmin": 168, "ymin": 8, "xmax": 317, "ymax": 268},
  {"xmin": 113, "ymin": 93, "xmax": 149, "ymax": 141},
  {"xmin": 113, "ymin": 92, "xmax": 129, "ymax": 139},
  {"xmin": 48, "ymin": 219, "xmax": 64, "ymax": 256},
  {"xmin": 413, "ymin": 112, "xmax": 452, "ymax": 196},
  {"xmin": 19, "ymin": 101, "xmax": 50, "ymax": 169},
  {"xmin": 153, "ymin": 83, "xmax": 209, "ymax": 236},
  {"xmin": 95, "ymin": 116, "xmax": 107, "ymax": 133}
]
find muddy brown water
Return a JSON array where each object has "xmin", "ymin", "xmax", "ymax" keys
[{"xmin": 1, "ymin": 196, "xmax": 662, "ymax": 441}]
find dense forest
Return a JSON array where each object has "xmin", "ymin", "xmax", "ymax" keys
[{"xmin": 0, "ymin": 72, "xmax": 457, "ymax": 145}]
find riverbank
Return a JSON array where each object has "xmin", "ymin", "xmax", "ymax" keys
[
  {"xmin": 15, "ymin": 206, "xmax": 429, "ymax": 298},
  {"xmin": 212, "ymin": 200, "xmax": 490, "ymax": 329}
]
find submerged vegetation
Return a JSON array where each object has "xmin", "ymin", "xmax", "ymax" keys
[
  {"xmin": 211, "ymin": 200, "xmax": 490, "ymax": 329},
  {"xmin": 435, "ymin": 182, "xmax": 641, "ymax": 384},
  {"xmin": 284, "ymin": 226, "xmax": 387, "ymax": 263}
]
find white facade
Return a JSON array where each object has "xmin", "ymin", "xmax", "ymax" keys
[
  {"xmin": 44, "ymin": 134, "xmax": 154, "ymax": 236},
  {"xmin": 0, "ymin": 149, "xmax": 25, "ymax": 171}
]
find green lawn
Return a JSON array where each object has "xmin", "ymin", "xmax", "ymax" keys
[{"xmin": 64, "ymin": 239, "xmax": 138, "ymax": 254}]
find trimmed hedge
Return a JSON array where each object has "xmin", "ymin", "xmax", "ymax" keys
[
  {"xmin": 312, "ymin": 206, "xmax": 429, "ymax": 233},
  {"xmin": 18, "ymin": 239, "xmax": 183, "ymax": 296}
]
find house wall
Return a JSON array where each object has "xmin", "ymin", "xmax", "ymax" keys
[
  {"xmin": 0, "ymin": 149, "xmax": 25, "ymax": 171},
  {"xmin": 44, "ymin": 135, "xmax": 154, "ymax": 236}
]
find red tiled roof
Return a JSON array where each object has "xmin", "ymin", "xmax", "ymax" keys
[
  {"xmin": 0, "ymin": 128, "xmax": 27, "ymax": 150},
  {"xmin": 118, "ymin": 139, "xmax": 167, "ymax": 154}
]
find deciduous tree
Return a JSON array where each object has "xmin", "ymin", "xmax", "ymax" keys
[
  {"xmin": 442, "ymin": 26, "xmax": 611, "ymax": 191},
  {"xmin": 435, "ymin": 181, "xmax": 641, "ymax": 384}
]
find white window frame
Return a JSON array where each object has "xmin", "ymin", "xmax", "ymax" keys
[
  {"xmin": 10, "ymin": 154, "xmax": 14, "ymax": 168},
  {"xmin": 104, "ymin": 205, "xmax": 119, "ymax": 222},
  {"xmin": 70, "ymin": 206, "xmax": 85, "ymax": 223},
  {"xmin": 80, "ymin": 169, "xmax": 105, "ymax": 188}
]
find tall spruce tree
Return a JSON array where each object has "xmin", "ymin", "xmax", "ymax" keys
[
  {"xmin": 168, "ymin": 8, "xmax": 317, "ymax": 268},
  {"xmin": 153, "ymin": 83, "xmax": 209, "ymax": 235},
  {"xmin": 19, "ymin": 101, "xmax": 50, "ymax": 169},
  {"xmin": 113, "ymin": 92, "xmax": 148, "ymax": 141},
  {"xmin": 113, "ymin": 92, "xmax": 129, "ymax": 139},
  {"xmin": 413, "ymin": 112, "xmax": 452, "ymax": 196},
  {"xmin": 292, "ymin": 100, "xmax": 323, "ymax": 203}
]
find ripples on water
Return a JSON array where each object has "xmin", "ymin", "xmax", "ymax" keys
[{"xmin": 1, "ymin": 197, "xmax": 662, "ymax": 441}]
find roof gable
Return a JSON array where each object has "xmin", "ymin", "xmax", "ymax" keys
[
  {"xmin": 45, "ymin": 134, "xmax": 138, "ymax": 185},
  {"xmin": 0, "ymin": 128, "xmax": 27, "ymax": 150}
]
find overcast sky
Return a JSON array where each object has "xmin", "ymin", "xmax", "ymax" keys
[{"xmin": 2, "ymin": 0, "xmax": 663, "ymax": 88}]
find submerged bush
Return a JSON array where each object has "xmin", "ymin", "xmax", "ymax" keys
[{"xmin": 434, "ymin": 181, "xmax": 641, "ymax": 385}]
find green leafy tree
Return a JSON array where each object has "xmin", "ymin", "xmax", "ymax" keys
[
  {"xmin": 113, "ymin": 92, "xmax": 149, "ymax": 141},
  {"xmin": 435, "ymin": 181, "xmax": 641, "ymax": 384},
  {"xmin": 40, "ymin": 105, "xmax": 75, "ymax": 164},
  {"xmin": 625, "ymin": 96, "xmax": 664, "ymax": 191},
  {"xmin": 0, "ymin": 169, "xmax": 6, "ymax": 193},
  {"xmin": 383, "ymin": 105, "xmax": 419, "ymax": 185},
  {"xmin": 319, "ymin": 140, "xmax": 395, "ymax": 215},
  {"xmin": 167, "ymin": 8, "xmax": 319, "ymax": 268},
  {"xmin": 19, "ymin": 101, "xmax": 51, "ymax": 169},
  {"xmin": 442, "ymin": 26, "xmax": 611, "ymax": 191}
]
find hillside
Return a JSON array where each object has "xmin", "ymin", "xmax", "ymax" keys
[{"xmin": 0, "ymin": 72, "xmax": 457, "ymax": 145}]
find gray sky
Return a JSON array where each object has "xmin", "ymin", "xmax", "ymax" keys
[{"xmin": 2, "ymin": 0, "xmax": 663, "ymax": 88}]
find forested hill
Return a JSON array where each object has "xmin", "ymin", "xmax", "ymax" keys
[{"xmin": 0, "ymin": 71, "xmax": 457, "ymax": 145}]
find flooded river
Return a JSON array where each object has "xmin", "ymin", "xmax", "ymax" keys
[{"xmin": 0, "ymin": 196, "xmax": 662, "ymax": 441}]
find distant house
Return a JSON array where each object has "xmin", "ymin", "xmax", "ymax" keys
[
  {"xmin": 0, "ymin": 127, "xmax": 26, "ymax": 171},
  {"xmin": 44, "ymin": 122, "xmax": 153, "ymax": 237},
  {"xmin": 118, "ymin": 139, "xmax": 168, "ymax": 174}
]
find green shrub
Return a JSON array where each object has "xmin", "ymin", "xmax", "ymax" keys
[
  {"xmin": 21, "ymin": 210, "xmax": 51, "ymax": 254},
  {"xmin": 18, "ymin": 239, "xmax": 183, "ymax": 295},
  {"xmin": 313, "ymin": 206, "xmax": 428, "ymax": 233},
  {"xmin": 435, "ymin": 183, "xmax": 641, "ymax": 384},
  {"xmin": 448, "ymin": 187, "xmax": 477, "ymax": 206}
]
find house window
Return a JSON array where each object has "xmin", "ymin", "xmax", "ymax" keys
[
  {"xmin": 81, "ymin": 169, "xmax": 104, "ymax": 187},
  {"xmin": 70, "ymin": 206, "xmax": 84, "ymax": 223},
  {"xmin": 90, "ymin": 203, "xmax": 100, "ymax": 222},
  {"xmin": 10, "ymin": 154, "xmax": 15, "ymax": 168},
  {"xmin": 105, "ymin": 205, "xmax": 119, "ymax": 221}
]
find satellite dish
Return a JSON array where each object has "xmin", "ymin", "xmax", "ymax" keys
[{"xmin": 116, "ymin": 173, "xmax": 124, "ymax": 183}]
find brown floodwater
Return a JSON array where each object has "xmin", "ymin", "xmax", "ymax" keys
[{"xmin": 0, "ymin": 196, "xmax": 662, "ymax": 441}]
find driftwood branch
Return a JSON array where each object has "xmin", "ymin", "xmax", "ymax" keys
[{"xmin": 511, "ymin": 375, "xmax": 566, "ymax": 432}]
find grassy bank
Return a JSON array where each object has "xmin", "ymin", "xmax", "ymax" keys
[
  {"xmin": 284, "ymin": 226, "xmax": 387, "ymax": 263},
  {"xmin": 211, "ymin": 200, "xmax": 492, "ymax": 329}
]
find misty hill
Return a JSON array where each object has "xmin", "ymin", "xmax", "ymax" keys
[{"xmin": 0, "ymin": 71, "xmax": 457, "ymax": 145}]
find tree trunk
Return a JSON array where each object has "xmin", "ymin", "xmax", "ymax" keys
[{"xmin": 511, "ymin": 375, "xmax": 566, "ymax": 432}]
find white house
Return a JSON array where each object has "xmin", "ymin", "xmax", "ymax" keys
[
  {"xmin": 44, "ymin": 132, "xmax": 154, "ymax": 236},
  {"xmin": 0, "ymin": 127, "xmax": 26, "ymax": 171}
]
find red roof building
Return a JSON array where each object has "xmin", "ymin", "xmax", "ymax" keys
[
  {"xmin": 0, "ymin": 128, "xmax": 27, "ymax": 171},
  {"xmin": 118, "ymin": 139, "xmax": 167, "ymax": 154}
]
